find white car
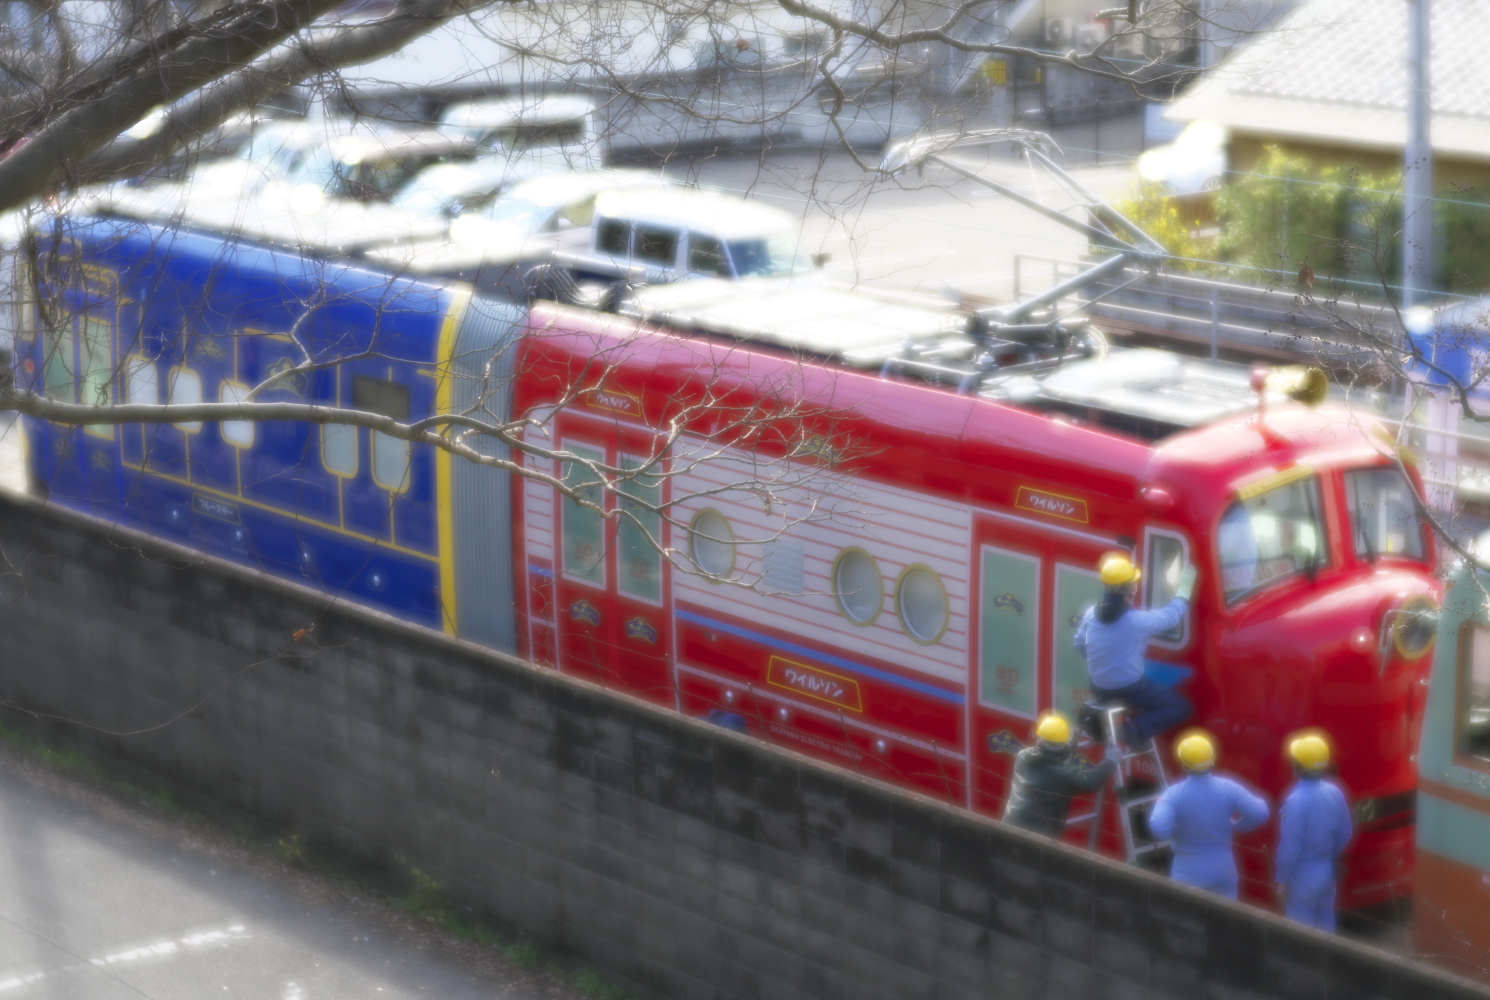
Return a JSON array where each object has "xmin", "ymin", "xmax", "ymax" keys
[
  {"xmin": 568, "ymin": 186, "xmax": 809, "ymax": 284},
  {"xmin": 443, "ymin": 169, "xmax": 671, "ymax": 246},
  {"xmin": 1135, "ymin": 120, "xmax": 1228, "ymax": 196},
  {"xmin": 134, "ymin": 118, "xmax": 477, "ymax": 217},
  {"xmin": 437, "ymin": 95, "xmax": 602, "ymax": 167}
]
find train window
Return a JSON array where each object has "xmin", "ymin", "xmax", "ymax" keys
[
  {"xmin": 322, "ymin": 424, "xmax": 357, "ymax": 477},
  {"xmin": 124, "ymin": 355, "xmax": 158, "ymax": 405},
  {"xmin": 618, "ymin": 458, "xmax": 662, "ymax": 602},
  {"xmin": 1144, "ymin": 530, "xmax": 1190, "ymax": 646},
  {"xmin": 896, "ymin": 565, "xmax": 948, "ymax": 644},
  {"xmin": 561, "ymin": 443, "xmax": 607, "ymax": 586},
  {"xmin": 833, "ymin": 548, "xmax": 882, "ymax": 625},
  {"xmin": 43, "ymin": 320, "xmax": 73, "ymax": 400},
  {"xmin": 219, "ymin": 381, "xmax": 253, "ymax": 448},
  {"xmin": 353, "ymin": 375, "xmax": 411, "ymax": 420},
  {"xmin": 596, "ymin": 218, "xmax": 629, "ymax": 255},
  {"xmin": 372, "ymin": 433, "xmax": 411, "ymax": 492},
  {"xmin": 688, "ymin": 509, "xmax": 735, "ymax": 580},
  {"xmin": 79, "ymin": 316, "xmax": 114, "ymax": 438},
  {"xmin": 635, "ymin": 227, "xmax": 679, "ymax": 266},
  {"xmin": 1218, "ymin": 474, "xmax": 1325, "ymax": 604},
  {"xmin": 354, "ymin": 375, "xmax": 411, "ymax": 493},
  {"xmin": 168, "ymin": 367, "xmax": 202, "ymax": 432},
  {"xmin": 1346, "ymin": 468, "xmax": 1425, "ymax": 561},
  {"xmin": 78, "ymin": 316, "xmax": 112, "ymax": 408},
  {"xmin": 1459, "ymin": 624, "xmax": 1490, "ymax": 764},
  {"xmin": 979, "ymin": 547, "xmax": 1040, "ymax": 718}
]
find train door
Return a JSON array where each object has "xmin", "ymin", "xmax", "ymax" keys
[
  {"xmin": 611, "ymin": 445, "xmax": 672, "ymax": 707},
  {"xmin": 554, "ymin": 438, "xmax": 615, "ymax": 686},
  {"xmin": 551, "ymin": 424, "xmax": 673, "ymax": 705},
  {"xmin": 968, "ymin": 511, "xmax": 1110, "ymax": 815}
]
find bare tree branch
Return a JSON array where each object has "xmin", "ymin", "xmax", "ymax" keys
[
  {"xmin": 0, "ymin": 0, "xmax": 346, "ymax": 213},
  {"xmin": 83, "ymin": 0, "xmax": 489, "ymax": 185}
]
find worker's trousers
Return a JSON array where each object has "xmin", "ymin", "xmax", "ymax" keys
[
  {"xmin": 1172, "ymin": 850, "xmax": 1240, "ymax": 900},
  {"xmin": 1091, "ymin": 675, "xmax": 1193, "ymax": 740},
  {"xmin": 1283, "ymin": 860, "xmax": 1338, "ymax": 932}
]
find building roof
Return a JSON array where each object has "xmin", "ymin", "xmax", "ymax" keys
[{"xmin": 1167, "ymin": 0, "xmax": 1490, "ymax": 163}]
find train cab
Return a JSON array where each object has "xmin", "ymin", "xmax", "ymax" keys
[{"xmin": 515, "ymin": 298, "xmax": 1440, "ymax": 909}]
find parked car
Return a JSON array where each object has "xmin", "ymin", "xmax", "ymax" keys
[
  {"xmin": 446, "ymin": 169, "xmax": 671, "ymax": 243},
  {"xmin": 1135, "ymin": 120, "xmax": 1227, "ymax": 196},
  {"xmin": 557, "ymin": 186, "xmax": 808, "ymax": 286},
  {"xmin": 274, "ymin": 127, "xmax": 477, "ymax": 203},
  {"xmin": 437, "ymin": 95, "xmax": 602, "ymax": 166},
  {"xmin": 143, "ymin": 118, "xmax": 477, "ymax": 216}
]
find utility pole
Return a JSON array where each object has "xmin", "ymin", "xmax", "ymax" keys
[
  {"xmin": 1402, "ymin": 0, "xmax": 1455, "ymax": 511},
  {"xmin": 1403, "ymin": 0, "xmax": 1431, "ymax": 310}
]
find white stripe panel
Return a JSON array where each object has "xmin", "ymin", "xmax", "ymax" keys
[
  {"xmin": 670, "ymin": 439, "xmax": 972, "ymax": 685},
  {"xmin": 523, "ymin": 478, "xmax": 555, "ymax": 564}
]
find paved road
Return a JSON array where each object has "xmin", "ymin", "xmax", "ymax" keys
[
  {"xmin": 0, "ymin": 748, "xmax": 569, "ymax": 1000},
  {"xmin": 668, "ymin": 114, "xmax": 1145, "ymax": 304}
]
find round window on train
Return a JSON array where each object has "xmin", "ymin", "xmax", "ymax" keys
[
  {"xmin": 834, "ymin": 548, "xmax": 883, "ymax": 625},
  {"xmin": 688, "ymin": 509, "xmax": 735, "ymax": 580},
  {"xmin": 896, "ymin": 566, "xmax": 949, "ymax": 644}
]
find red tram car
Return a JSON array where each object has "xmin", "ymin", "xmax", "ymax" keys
[{"xmin": 511, "ymin": 297, "xmax": 1439, "ymax": 908}]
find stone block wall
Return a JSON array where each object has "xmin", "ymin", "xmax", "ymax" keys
[{"xmin": 0, "ymin": 492, "xmax": 1482, "ymax": 1000}]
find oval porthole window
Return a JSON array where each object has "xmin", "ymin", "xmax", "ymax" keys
[
  {"xmin": 834, "ymin": 548, "xmax": 883, "ymax": 624},
  {"xmin": 689, "ymin": 509, "xmax": 735, "ymax": 579},
  {"xmin": 897, "ymin": 566, "xmax": 949, "ymax": 644}
]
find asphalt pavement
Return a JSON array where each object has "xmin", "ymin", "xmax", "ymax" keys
[
  {"xmin": 0, "ymin": 744, "xmax": 580, "ymax": 1000},
  {"xmin": 665, "ymin": 113, "xmax": 1146, "ymax": 304}
]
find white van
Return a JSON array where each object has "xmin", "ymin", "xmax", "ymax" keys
[{"xmin": 558, "ymin": 186, "xmax": 810, "ymax": 288}]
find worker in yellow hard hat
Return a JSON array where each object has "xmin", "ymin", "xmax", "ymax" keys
[
  {"xmin": 1073, "ymin": 552, "xmax": 1198, "ymax": 749},
  {"xmin": 1147, "ymin": 732, "xmax": 1270, "ymax": 899},
  {"xmin": 1003, "ymin": 712, "xmax": 1117, "ymax": 837},
  {"xmin": 1276, "ymin": 734, "xmax": 1353, "ymax": 931}
]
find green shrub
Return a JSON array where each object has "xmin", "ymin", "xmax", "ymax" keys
[
  {"xmin": 1111, "ymin": 181, "xmax": 1213, "ymax": 271},
  {"xmin": 1214, "ymin": 145, "xmax": 1401, "ymax": 285}
]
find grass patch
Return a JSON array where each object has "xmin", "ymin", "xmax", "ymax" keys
[
  {"xmin": 0, "ymin": 719, "xmax": 196, "ymax": 819},
  {"xmin": 386, "ymin": 861, "xmax": 631, "ymax": 997}
]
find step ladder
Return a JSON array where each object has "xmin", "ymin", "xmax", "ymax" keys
[{"xmin": 1069, "ymin": 702, "xmax": 1171, "ymax": 864}]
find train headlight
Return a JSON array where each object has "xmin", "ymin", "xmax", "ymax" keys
[{"xmin": 1389, "ymin": 594, "xmax": 1439, "ymax": 662}]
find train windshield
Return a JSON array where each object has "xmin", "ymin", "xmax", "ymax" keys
[
  {"xmin": 1462, "ymin": 625, "xmax": 1490, "ymax": 763},
  {"xmin": 1218, "ymin": 474, "xmax": 1327, "ymax": 604},
  {"xmin": 1345, "ymin": 467, "xmax": 1426, "ymax": 561}
]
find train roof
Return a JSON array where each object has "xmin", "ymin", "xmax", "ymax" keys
[
  {"xmin": 982, "ymin": 348, "xmax": 1302, "ymax": 438},
  {"xmin": 621, "ymin": 277, "xmax": 1365, "ymax": 443},
  {"xmin": 622, "ymin": 274, "xmax": 964, "ymax": 361}
]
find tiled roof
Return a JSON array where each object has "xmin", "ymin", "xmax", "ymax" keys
[{"xmin": 1168, "ymin": 0, "xmax": 1490, "ymax": 161}]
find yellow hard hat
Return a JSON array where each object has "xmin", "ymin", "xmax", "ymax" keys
[
  {"xmin": 1177, "ymin": 733, "xmax": 1216, "ymax": 772},
  {"xmin": 1100, "ymin": 553, "xmax": 1141, "ymax": 588},
  {"xmin": 1290, "ymin": 735, "xmax": 1330, "ymax": 772},
  {"xmin": 1035, "ymin": 712, "xmax": 1071, "ymax": 744}
]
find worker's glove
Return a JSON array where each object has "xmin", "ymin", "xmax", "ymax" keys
[{"xmin": 1175, "ymin": 565, "xmax": 1198, "ymax": 602}]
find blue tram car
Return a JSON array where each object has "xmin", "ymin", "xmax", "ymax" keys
[
  {"xmin": 1416, "ymin": 561, "xmax": 1490, "ymax": 980},
  {"xmin": 16, "ymin": 214, "xmax": 525, "ymax": 651}
]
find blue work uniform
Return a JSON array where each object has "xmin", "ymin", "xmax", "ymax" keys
[
  {"xmin": 1149, "ymin": 772, "xmax": 1270, "ymax": 899},
  {"xmin": 1073, "ymin": 597, "xmax": 1193, "ymax": 739},
  {"xmin": 1276, "ymin": 775, "xmax": 1353, "ymax": 932}
]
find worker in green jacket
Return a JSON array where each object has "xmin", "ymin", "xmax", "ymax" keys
[{"xmin": 1004, "ymin": 712, "xmax": 1117, "ymax": 837}]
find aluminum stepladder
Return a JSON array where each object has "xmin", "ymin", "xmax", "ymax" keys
[{"xmin": 1070, "ymin": 702, "xmax": 1171, "ymax": 865}]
